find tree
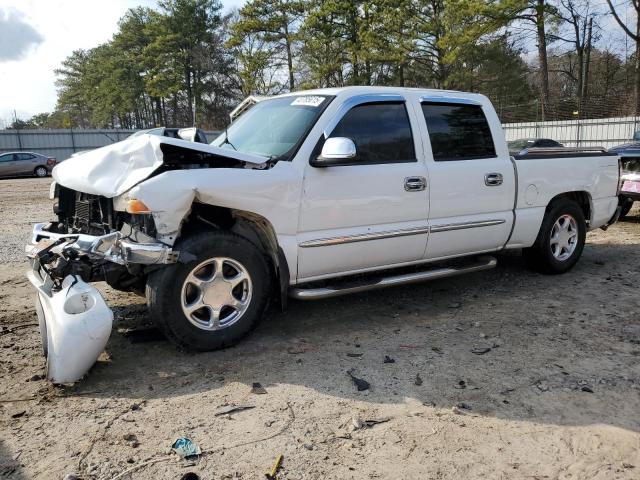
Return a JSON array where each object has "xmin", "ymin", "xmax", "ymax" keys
[
  {"xmin": 229, "ymin": 0, "xmax": 306, "ymax": 90},
  {"xmin": 553, "ymin": 0, "xmax": 600, "ymax": 118},
  {"xmin": 513, "ymin": 0, "xmax": 560, "ymax": 118},
  {"xmin": 606, "ymin": 0, "xmax": 640, "ymax": 114}
]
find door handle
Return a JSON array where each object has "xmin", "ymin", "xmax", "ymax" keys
[
  {"xmin": 484, "ymin": 173, "xmax": 503, "ymax": 186},
  {"xmin": 404, "ymin": 176, "xmax": 426, "ymax": 192}
]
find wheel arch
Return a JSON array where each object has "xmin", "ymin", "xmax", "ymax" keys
[
  {"xmin": 546, "ymin": 191, "xmax": 592, "ymax": 226},
  {"xmin": 177, "ymin": 202, "xmax": 290, "ymax": 309}
]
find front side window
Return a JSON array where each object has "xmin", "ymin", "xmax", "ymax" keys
[
  {"xmin": 16, "ymin": 153, "xmax": 35, "ymax": 160},
  {"xmin": 0, "ymin": 154, "xmax": 13, "ymax": 163},
  {"xmin": 330, "ymin": 102, "xmax": 415, "ymax": 164},
  {"xmin": 211, "ymin": 95, "xmax": 333, "ymax": 160},
  {"xmin": 422, "ymin": 103, "xmax": 496, "ymax": 161}
]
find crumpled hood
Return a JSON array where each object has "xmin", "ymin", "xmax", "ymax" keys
[{"xmin": 52, "ymin": 134, "xmax": 268, "ymax": 198}]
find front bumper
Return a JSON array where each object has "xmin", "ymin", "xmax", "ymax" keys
[{"xmin": 27, "ymin": 222, "xmax": 178, "ymax": 266}]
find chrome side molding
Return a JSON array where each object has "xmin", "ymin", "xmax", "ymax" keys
[
  {"xmin": 299, "ymin": 220, "xmax": 505, "ymax": 248},
  {"xmin": 299, "ymin": 225, "xmax": 430, "ymax": 248},
  {"xmin": 430, "ymin": 219, "xmax": 505, "ymax": 233}
]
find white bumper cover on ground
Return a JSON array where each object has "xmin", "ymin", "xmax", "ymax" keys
[{"xmin": 27, "ymin": 272, "xmax": 113, "ymax": 383}]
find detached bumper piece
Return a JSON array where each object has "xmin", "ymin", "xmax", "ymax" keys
[{"xmin": 27, "ymin": 271, "xmax": 113, "ymax": 383}]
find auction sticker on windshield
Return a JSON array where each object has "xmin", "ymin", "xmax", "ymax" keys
[{"xmin": 291, "ymin": 96, "xmax": 325, "ymax": 107}]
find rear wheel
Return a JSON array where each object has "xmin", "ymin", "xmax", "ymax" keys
[
  {"xmin": 524, "ymin": 199, "xmax": 586, "ymax": 274},
  {"xmin": 34, "ymin": 166, "xmax": 48, "ymax": 177},
  {"xmin": 146, "ymin": 231, "xmax": 271, "ymax": 351}
]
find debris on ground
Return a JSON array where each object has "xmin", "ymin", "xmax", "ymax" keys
[
  {"xmin": 414, "ymin": 374, "xmax": 423, "ymax": 386},
  {"xmin": 123, "ymin": 433, "xmax": 139, "ymax": 448},
  {"xmin": 456, "ymin": 402, "xmax": 472, "ymax": 411},
  {"xmin": 347, "ymin": 370, "xmax": 370, "ymax": 391},
  {"xmin": 171, "ymin": 437, "xmax": 201, "ymax": 459},
  {"xmin": 471, "ymin": 347, "xmax": 491, "ymax": 355},
  {"xmin": 347, "ymin": 353, "xmax": 363, "ymax": 358},
  {"xmin": 214, "ymin": 405, "xmax": 256, "ymax": 416},
  {"xmin": 265, "ymin": 454, "xmax": 283, "ymax": 479},
  {"xmin": 251, "ymin": 382, "xmax": 268, "ymax": 395},
  {"xmin": 350, "ymin": 416, "xmax": 390, "ymax": 431},
  {"xmin": 448, "ymin": 302, "xmax": 462, "ymax": 309},
  {"xmin": 383, "ymin": 355, "xmax": 395, "ymax": 363},
  {"xmin": 536, "ymin": 381, "xmax": 550, "ymax": 392}
]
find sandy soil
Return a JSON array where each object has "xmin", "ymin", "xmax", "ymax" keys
[{"xmin": 0, "ymin": 177, "xmax": 639, "ymax": 480}]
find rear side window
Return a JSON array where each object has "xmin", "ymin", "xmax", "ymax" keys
[
  {"xmin": 330, "ymin": 102, "xmax": 416, "ymax": 164},
  {"xmin": 421, "ymin": 103, "xmax": 496, "ymax": 161}
]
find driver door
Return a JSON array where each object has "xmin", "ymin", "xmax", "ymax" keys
[{"xmin": 297, "ymin": 95, "xmax": 430, "ymax": 281}]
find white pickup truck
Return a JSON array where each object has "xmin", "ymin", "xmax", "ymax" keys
[{"xmin": 27, "ymin": 86, "xmax": 621, "ymax": 366}]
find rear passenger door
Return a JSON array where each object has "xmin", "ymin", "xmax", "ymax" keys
[{"xmin": 418, "ymin": 98, "xmax": 515, "ymax": 260}]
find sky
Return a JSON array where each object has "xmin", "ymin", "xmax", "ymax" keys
[{"xmin": 0, "ymin": 0, "xmax": 247, "ymax": 126}]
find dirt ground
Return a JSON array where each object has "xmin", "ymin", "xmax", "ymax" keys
[{"xmin": 0, "ymin": 177, "xmax": 638, "ymax": 480}]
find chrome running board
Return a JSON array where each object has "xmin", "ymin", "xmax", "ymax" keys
[{"xmin": 289, "ymin": 255, "xmax": 497, "ymax": 300}]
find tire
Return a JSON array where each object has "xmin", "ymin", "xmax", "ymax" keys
[
  {"xmin": 524, "ymin": 198, "xmax": 586, "ymax": 274},
  {"xmin": 34, "ymin": 166, "xmax": 48, "ymax": 177},
  {"xmin": 146, "ymin": 231, "xmax": 271, "ymax": 351},
  {"xmin": 619, "ymin": 199, "xmax": 633, "ymax": 219}
]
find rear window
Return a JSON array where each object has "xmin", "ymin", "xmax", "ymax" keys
[{"xmin": 421, "ymin": 103, "xmax": 496, "ymax": 161}]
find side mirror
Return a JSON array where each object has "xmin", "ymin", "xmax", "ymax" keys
[
  {"xmin": 310, "ymin": 137, "xmax": 357, "ymax": 167},
  {"xmin": 633, "ymin": 131, "xmax": 640, "ymax": 142},
  {"xmin": 177, "ymin": 127, "xmax": 208, "ymax": 143}
]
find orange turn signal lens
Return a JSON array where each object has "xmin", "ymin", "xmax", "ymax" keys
[{"xmin": 125, "ymin": 199, "xmax": 151, "ymax": 214}]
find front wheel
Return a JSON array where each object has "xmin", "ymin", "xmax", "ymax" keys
[
  {"xmin": 524, "ymin": 199, "xmax": 586, "ymax": 274},
  {"xmin": 146, "ymin": 231, "xmax": 271, "ymax": 351}
]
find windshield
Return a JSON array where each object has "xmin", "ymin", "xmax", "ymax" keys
[
  {"xmin": 211, "ymin": 95, "xmax": 332, "ymax": 160},
  {"xmin": 508, "ymin": 139, "xmax": 533, "ymax": 151}
]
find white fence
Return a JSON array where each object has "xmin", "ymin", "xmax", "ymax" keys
[{"xmin": 502, "ymin": 116, "xmax": 640, "ymax": 150}]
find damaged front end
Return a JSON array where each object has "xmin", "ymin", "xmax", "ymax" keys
[{"xmin": 25, "ymin": 134, "xmax": 272, "ymax": 381}]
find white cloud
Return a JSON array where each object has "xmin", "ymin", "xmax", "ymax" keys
[
  {"xmin": 0, "ymin": 0, "xmax": 246, "ymax": 126},
  {"xmin": 0, "ymin": 7, "xmax": 43, "ymax": 61}
]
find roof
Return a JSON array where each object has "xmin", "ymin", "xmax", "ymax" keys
[{"xmin": 276, "ymin": 85, "xmax": 474, "ymax": 98}]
